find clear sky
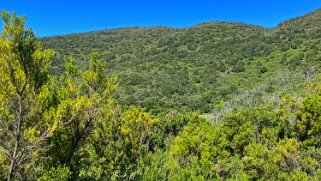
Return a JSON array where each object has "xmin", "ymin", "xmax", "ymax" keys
[{"xmin": 1, "ymin": 0, "xmax": 321, "ymax": 37}]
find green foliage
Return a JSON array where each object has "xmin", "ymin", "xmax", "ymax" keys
[
  {"xmin": 42, "ymin": 22, "xmax": 275, "ymax": 113},
  {"xmin": 77, "ymin": 106, "xmax": 159, "ymax": 180},
  {"xmin": 167, "ymin": 89, "xmax": 321, "ymax": 180},
  {"xmin": 169, "ymin": 118, "xmax": 229, "ymax": 180},
  {"xmin": 0, "ymin": 11, "xmax": 57, "ymax": 180},
  {"xmin": 232, "ymin": 61, "xmax": 246, "ymax": 73},
  {"xmin": 38, "ymin": 166, "xmax": 72, "ymax": 181},
  {"xmin": 42, "ymin": 9, "xmax": 321, "ymax": 114},
  {"xmin": 3, "ymin": 9, "xmax": 321, "ymax": 181},
  {"xmin": 260, "ymin": 66, "xmax": 268, "ymax": 73}
]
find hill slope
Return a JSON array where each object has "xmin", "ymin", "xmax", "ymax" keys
[{"xmin": 42, "ymin": 9, "xmax": 321, "ymax": 114}]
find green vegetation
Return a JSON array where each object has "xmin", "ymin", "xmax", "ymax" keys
[
  {"xmin": 2, "ymin": 8, "xmax": 321, "ymax": 180},
  {"xmin": 42, "ymin": 9, "xmax": 321, "ymax": 114}
]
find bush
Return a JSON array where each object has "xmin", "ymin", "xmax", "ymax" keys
[
  {"xmin": 260, "ymin": 66, "xmax": 268, "ymax": 74},
  {"xmin": 232, "ymin": 62, "xmax": 245, "ymax": 73}
]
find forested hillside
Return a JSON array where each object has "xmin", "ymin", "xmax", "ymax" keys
[
  {"xmin": 42, "ymin": 9, "xmax": 321, "ymax": 114},
  {"xmin": 2, "ymin": 9, "xmax": 321, "ymax": 181}
]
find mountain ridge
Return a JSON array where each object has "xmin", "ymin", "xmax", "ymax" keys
[
  {"xmin": 42, "ymin": 21, "xmax": 268, "ymax": 39},
  {"xmin": 42, "ymin": 8, "xmax": 321, "ymax": 38}
]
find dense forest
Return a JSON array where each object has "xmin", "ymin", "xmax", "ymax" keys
[{"xmin": 1, "ymin": 8, "xmax": 321, "ymax": 180}]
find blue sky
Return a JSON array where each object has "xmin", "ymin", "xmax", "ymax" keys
[{"xmin": 1, "ymin": 0, "xmax": 321, "ymax": 37}]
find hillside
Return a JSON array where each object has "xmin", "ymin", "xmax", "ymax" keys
[
  {"xmin": 42, "ymin": 9, "xmax": 321, "ymax": 114},
  {"xmin": 4, "ymin": 7, "xmax": 321, "ymax": 181}
]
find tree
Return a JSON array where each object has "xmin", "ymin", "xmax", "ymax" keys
[
  {"xmin": 44, "ymin": 53, "xmax": 118, "ymax": 179},
  {"xmin": 78, "ymin": 106, "xmax": 158, "ymax": 180},
  {"xmin": 169, "ymin": 118, "xmax": 230, "ymax": 180},
  {"xmin": 0, "ymin": 11, "xmax": 56, "ymax": 180}
]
